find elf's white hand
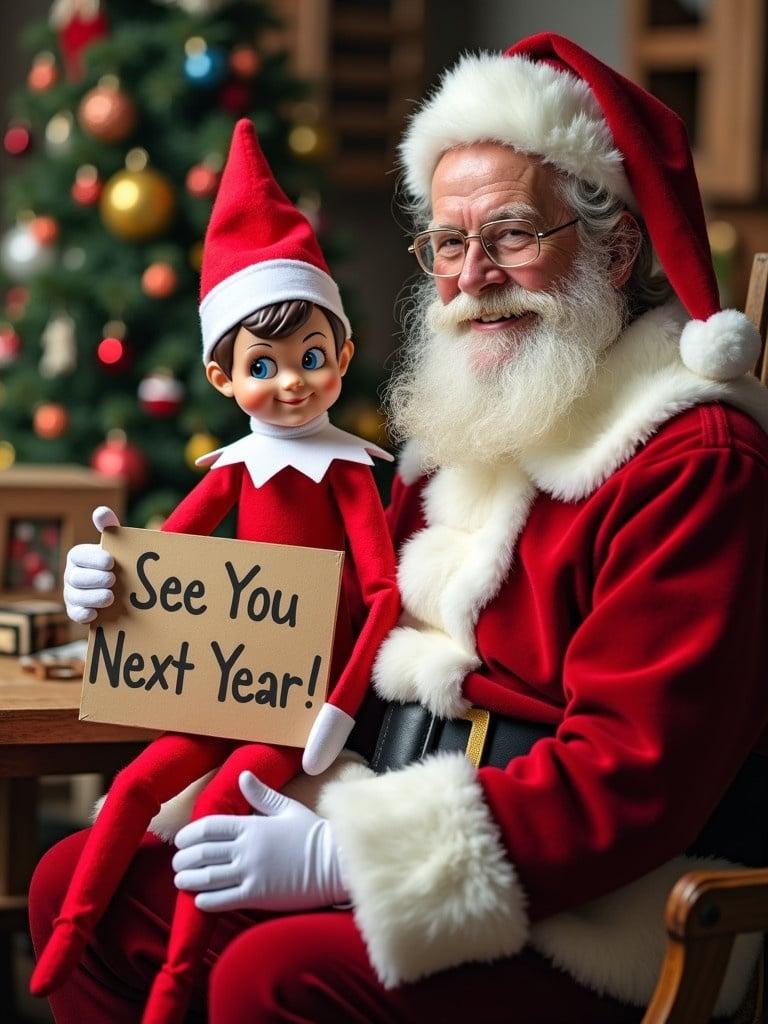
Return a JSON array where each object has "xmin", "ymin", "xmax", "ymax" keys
[
  {"xmin": 63, "ymin": 506, "xmax": 120, "ymax": 623},
  {"xmin": 172, "ymin": 770, "xmax": 349, "ymax": 913}
]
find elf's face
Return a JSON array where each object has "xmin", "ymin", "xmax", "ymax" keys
[{"xmin": 208, "ymin": 306, "xmax": 354, "ymax": 427}]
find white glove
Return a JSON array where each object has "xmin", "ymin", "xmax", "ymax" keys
[
  {"xmin": 63, "ymin": 506, "xmax": 120, "ymax": 624},
  {"xmin": 172, "ymin": 770, "xmax": 349, "ymax": 913},
  {"xmin": 302, "ymin": 702, "xmax": 355, "ymax": 775}
]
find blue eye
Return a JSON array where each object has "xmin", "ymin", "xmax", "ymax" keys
[
  {"xmin": 302, "ymin": 347, "xmax": 326, "ymax": 370},
  {"xmin": 250, "ymin": 356, "xmax": 277, "ymax": 379}
]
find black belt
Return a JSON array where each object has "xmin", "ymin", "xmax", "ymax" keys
[{"xmin": 370, "ymin": 701, "xmax": 768, "ymax": 868}]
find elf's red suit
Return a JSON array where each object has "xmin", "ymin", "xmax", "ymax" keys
[
  {"xmin": 31, "ymin": 443, "xmax": 399, "ymax": 1024},
  {"xmin": 30, "ymin": 118, "xmax": 401, "ymax": 1024}
]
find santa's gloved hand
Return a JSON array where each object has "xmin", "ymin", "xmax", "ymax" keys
[
  {"xmin": 63, "ymin": 506, "xmax": 120, "ymax": 623},
  {"xmin": 173, "ymin": 770, "xmax": 348, "ymax": 912}
]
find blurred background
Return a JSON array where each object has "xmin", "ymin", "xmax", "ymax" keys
[
  {"xmin": 4, "ymin": 0, "xmax": 761, "ymax": 530},
  {"xmin": 0, "ymin": 0, "xmax": 765, "ymax": 1020}
]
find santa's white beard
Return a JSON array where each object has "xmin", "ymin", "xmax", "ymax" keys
[{"xmin": 384, "ymin": 246, "xmax": 627, "ymax": 467}]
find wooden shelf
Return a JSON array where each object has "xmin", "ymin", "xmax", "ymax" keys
[
  {"xmin": 628, "ymin": 0, "xmax": 766, "ymax": 202},
  {"xmin": 268, "ymin": 0, "xmax": 425, "ymax": 189}
]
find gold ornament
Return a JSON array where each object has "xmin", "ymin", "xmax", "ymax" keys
[
  {"xmin": 185, "ymin": 432, "xmax": 219, "ymax": 470},
  {"xmin": 78, "ymin": 75, "xmax": 137, "ymax": 143},
  {"xmin": 100, "ymin": 151, "xmax": 175, "ymax": 241},
  {"xmin": 0, "ymin": 440, "xmax": 16, "ymax": 470},
  {"xmin": 188, "ymin": 240, "xmax": 204, "ymax": 272},
  {"xmin": 287, "ymin": 121, "xmax": 332, "ymax": 161}
]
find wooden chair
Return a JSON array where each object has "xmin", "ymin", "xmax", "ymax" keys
[{"xmin": 641, "ymin": 253, "xmax": 768, "ymax": 1024}]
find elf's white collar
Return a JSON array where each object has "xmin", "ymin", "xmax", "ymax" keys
[{"xmin": 195, "ymin": 412, "xmax": 393, "ymax": 488}]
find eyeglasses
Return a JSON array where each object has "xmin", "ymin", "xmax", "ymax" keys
[{"xmin": 407, "ymin": 217, "xmax": 580, "ymax": 277}]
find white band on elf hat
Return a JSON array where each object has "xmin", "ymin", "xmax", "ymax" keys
[{"xmin": 199, "ymin": 258, "xmax": 351, "ymax": 364}]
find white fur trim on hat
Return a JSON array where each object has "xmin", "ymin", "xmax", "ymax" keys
[
  {"xmin": 679, "ymin": 310, "xmax": 761, "ymax": 381},
  {"xmin": 399, "ymin": 51, "xmax": 635, "ymax": 207},
  {"xmin": 199, "ymin": 258, "xmax": 351, "ymax": 363}
]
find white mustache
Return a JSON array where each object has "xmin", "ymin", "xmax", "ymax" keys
[{"xmin": 426, "ymin": 285, "xmax": 561, "ymax": 332}]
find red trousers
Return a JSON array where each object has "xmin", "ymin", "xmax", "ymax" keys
[{"xmin": 29, "ymin": 828, "xmax": 642, "ymax": 1024}]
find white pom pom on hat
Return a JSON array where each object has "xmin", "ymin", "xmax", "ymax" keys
[
  {"xmin": 399, "ymin": 34, "xmax": 764, "ymax": 382},
  {"xmin": 679, "ymin": 310, "xmax": 761, "ymax": 381}
]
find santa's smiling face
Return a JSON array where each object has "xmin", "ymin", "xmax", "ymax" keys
[
  {"xmin": 385, "ymin": 143, "xmax": 631, "ymax": 466},
  {"xmin": 429, "ymin": 143, "xmax": 581, "ymax": 350}
]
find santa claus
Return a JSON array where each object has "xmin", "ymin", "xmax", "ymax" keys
[{"xmin": 30, "ymin": 32, "xmax": 768, "ymax": 1024}]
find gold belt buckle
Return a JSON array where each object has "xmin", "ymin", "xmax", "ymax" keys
[{"xmin": 459, "ymin": 706, "xmax": 491, "ymax": 767}]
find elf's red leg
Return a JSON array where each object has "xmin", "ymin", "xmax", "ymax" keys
[
  {"xmin": 30, "ymin": 731, "xmax": 235, "ymax": 999},
  {"xmin": 142, "ymin": 742, "xmax": 303, "ymax": 1024}
]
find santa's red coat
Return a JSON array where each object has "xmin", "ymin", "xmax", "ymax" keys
[{"xmin": 320, "ymin": 303, "xmax": 768, "ymax": 1011}]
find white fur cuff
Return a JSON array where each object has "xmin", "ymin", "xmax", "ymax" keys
[
  {"xmin": 318, "ymin": 752, "xmax": 529, "ymax": 988},
  {"xmin": 372, "ymin": 625, "xmax": 476, "ymax": 719}
]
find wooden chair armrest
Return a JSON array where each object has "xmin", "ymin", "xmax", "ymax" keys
[{"xmin": 642, "ymin": 868, "xmax": 768, "ymax": 1024}]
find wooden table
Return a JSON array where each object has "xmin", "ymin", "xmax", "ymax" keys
[{"xmin": 0, "ymin": 656, "xmax": 158, "ymax": 989}]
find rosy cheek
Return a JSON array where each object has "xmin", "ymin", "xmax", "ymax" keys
[{"xmin": 235, "ymin": 381, "xmax": 270, "ymax": 412}]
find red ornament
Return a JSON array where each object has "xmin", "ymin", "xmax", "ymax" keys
[
  {"xmin": 23, "ymin": 551, "xmax": 45, "ymax": 575},
  {"xmin": 0, "ymin": 324, "xmax": 21, "ymax": 366},
  {"xmin": 30, "ymin": 216, "xmax": 59, "ymax": 245},
  {"xmin": 97, "ymin": 335, "xmax": 132, "ymax": 373},
  {"xmin": 5, "ymin": 286, "xmax": 29, "ymax": 318},
  {"xmin": 218, "ymin": 80, "xmax": 251, "ymax": 114},
  {"xmin": 71, "ymin": 164, "xmax": 102, "ymax": 206},
  {"xmin": 230, "ymin": 45, "xmax": 261, "ymax": 79},
  {"xmin": 4, "ymin": 123, "xmax": 31, "ymax": 156},
  {"xmin": 33, "ymin": 403, "xmax": 69, "ymax": 439},
  {"xmin": 28, "ymin": 53, "xmax": 58, "ymax": 92},
  {"xmin": 138, "ymin": 370, "xmax": 185, "ymax": 417},
  {"xmin": 141, "ymin": 262, "xmax": 178, "ymax": 299},
  {"xmin": 91, "ymin": 430, "xmax": 148, "ymax": 491},
  {"xmin": 185, "ymin": 163, "xmax": 219, "ymax": 199}
]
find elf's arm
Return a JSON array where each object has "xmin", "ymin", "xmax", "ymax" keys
[
  {"xmin": 302, "ymin": 460, "xmax": 400, "ymax": 774},
  {"xmin": 161, "ymin": 462, "xmax": 242, "ymax": 535}
]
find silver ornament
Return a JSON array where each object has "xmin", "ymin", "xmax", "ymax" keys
[{"xmin": 0, "ymin": 223, "xmax": 56, "ymax": 281}]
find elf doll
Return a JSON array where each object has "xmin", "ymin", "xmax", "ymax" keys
[{"xmin": 30, "ymin": 119, "xmax": 400, "ymax": 1024}]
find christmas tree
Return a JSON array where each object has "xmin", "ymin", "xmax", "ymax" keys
[{"xmin": 0, "ymin": 0, "xmax": 366, "ymax": 530}]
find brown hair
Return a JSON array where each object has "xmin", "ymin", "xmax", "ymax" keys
[{"xmin": 210, "ymin": 300, "xmax": 347, "ymax": 377}]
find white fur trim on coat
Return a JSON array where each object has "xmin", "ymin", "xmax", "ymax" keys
[
  {"xmin": 530, "ymin": 855, "xmax": 761, "ymax": 1015},
  {"xmin": 399, "ymin": 52, "xmax": 635, "ymax": 208},
  {"xmin": 318, "ymin": 752, "xmax": 529, "ymax": 988},
  {"xmin": 519, "ymin": 300, "xmax": 768, "ymax": 501},
  {"xmin": 373, "ymin": 464, "xmax": 534, "ymax": 718}
]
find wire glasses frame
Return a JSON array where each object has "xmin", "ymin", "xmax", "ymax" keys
[{"xmin": 408, "ymin": 217, "xmax": 580, "ymax": 277}]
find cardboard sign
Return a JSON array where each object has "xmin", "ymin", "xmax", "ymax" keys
[{"xmin": 79, "ymin": 527, "xmax": 344, "ymax": 747}]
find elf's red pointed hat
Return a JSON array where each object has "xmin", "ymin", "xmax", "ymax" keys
[
  {"xmin": 399, "ymin": 32, "xmax": 759, "ymax": 382},
  {"xmin": 199, "ymin": 119, "xmax": 350, "ymax": 363}
]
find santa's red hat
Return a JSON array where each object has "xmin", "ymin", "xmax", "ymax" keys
[
  {"xmin": 399, "ymin": 33, "xmax": 760, "ymax": 382},
  {"xmin": 199, "ymin": 119, "xmax": 350, "ymax": 363}
]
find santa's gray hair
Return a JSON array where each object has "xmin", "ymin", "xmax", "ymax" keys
[{"xmin": 556, "ymin": 175, "xmax": 673, "ymax": 319}]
